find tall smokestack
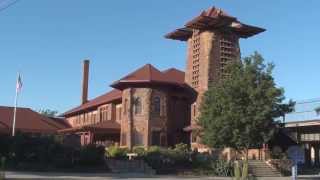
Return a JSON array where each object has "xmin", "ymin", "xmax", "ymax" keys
[{"xmin": 81, "ymin": 60, "xmax": 90, "ymax": 104}]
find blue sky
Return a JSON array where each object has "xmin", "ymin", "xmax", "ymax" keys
[{"xmin": 0, "ymin": 0, "xmax": 319, "ymax": 113}]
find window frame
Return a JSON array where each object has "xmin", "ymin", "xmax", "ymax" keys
[
  {"xmin": 152, "ymin": 96, "xmax": 161, "ymax": 116},
  {"xmin": 134, "ymin": 97, "xmax": 142, "ymax": 115}
]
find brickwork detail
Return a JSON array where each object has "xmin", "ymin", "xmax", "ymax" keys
[{"xmin": 191, "ymin": 30, "xmax": 201, "ymax": 88}]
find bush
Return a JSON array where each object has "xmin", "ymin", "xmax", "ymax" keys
[
  {"xmin": 0, "ymin": 157, "xmax": 5, "ymax": 179},
  {"xmin": 189, "ymin": 152, "xmax": 233, "ymax": 177},
  {"xmin": 173, "ymin": 143, "xmax": 189, "ymax": 153},
  {"xmin": 147, "ymin": 146, "xmax": 161, "ymax": 153},
  {"xmin": 78, "ymin": 145, "xmax": 105, "ymax": 167},
  {"xmin": 268, "ymin": 159, "xmax": 293, "ymax": 176},
  {"xmin": 234, "ymin": 161, "xmax": 241, "ymax": 180},
  {"xmin": 133, "ymin": 146, "xmax": 146, "ymax": 156},
  {"xmin": 211, "ymin": 160, "xmax": 233, "ymax": 177},
  {"xmin": 142, "ymin": 144, "xmax": 191, "ymax": 173},
  {"xmin": 144, "ymin": 147, "xmax": 174, "ymax": 173},
  {"xmin": 106, "ymin": 146, "xmax": 129, "ymax": 159},
  {"xmin": 0, "ymin": 133, "xmax": 108, "ymax": 170},
  {"xmin": 0, "ymin": 157, "xmax": 5, "ymax": 170},
  {"xmin": 170, "ymin": 143, "xmax": 190, "ymax": 166}
]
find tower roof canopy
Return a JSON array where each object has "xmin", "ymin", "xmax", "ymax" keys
[
  {"xmin": 165, "ymin": 7, "xmax": 265, "ymax": 41},
  {"xmin": 111, "ymin": 64, "xmax": 185, "ymax": 90}
]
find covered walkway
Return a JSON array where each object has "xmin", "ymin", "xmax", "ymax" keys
[{"xmin": 58, "ymin": 120, "xmax": 120, "ymax": 146}]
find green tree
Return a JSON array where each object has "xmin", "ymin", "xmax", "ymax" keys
[
  {"xmin": 315, "ymin": 106, "xmax": 320, "ymax": 116},
  {"xmin": 199, "ymin": 52, "xmax": 294, "ymax": 159},
  {"xmin": 38, "ymin": 109, "xmax": 58, "ymax": 117}
]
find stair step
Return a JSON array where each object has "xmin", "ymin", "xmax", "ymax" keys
[{"xmin": 248, "ymin": 160, "xmax": 282, "ymax": 177}]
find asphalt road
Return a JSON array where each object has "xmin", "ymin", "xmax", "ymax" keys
[{"xmin": 3, "ymin": 171, "xmax": 320, "ymax": 180}]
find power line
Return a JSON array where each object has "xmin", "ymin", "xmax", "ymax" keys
[
  {"xmin": 0, "ymin": 0, "xmax": 20, "ymax": 13},
  {"xmin": 295, "ymin": 98, "xmax": 320, "ymax": 105}
]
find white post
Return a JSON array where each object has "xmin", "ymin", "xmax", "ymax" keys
[
  {"xmin": 291, "ymin": 164, "xmax": 297, "ymax": 180},
  {"xmin": 12, "ymin": 73, "xmax": 19, "ymax": 137}
]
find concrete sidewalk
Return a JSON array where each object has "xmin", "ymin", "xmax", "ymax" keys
[{"xmin": 3, "ymin": 171, "xmax": 320, "ymax": 179}]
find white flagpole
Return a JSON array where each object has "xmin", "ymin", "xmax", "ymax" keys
[{"xmin": 12, "ymin": 73, "xmax": 19, "ymax": 137}]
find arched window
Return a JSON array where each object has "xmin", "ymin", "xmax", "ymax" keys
[
  {"xmin": 153, "ymin": 97, "xmax": 161, "ymax": 115},
  {"xmin": 134, "ymin": 97, "xmax": 142, "ymax": 115}
]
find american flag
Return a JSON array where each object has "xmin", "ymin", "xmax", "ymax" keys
[{"xmin": 16, "ymin": 73, "xmax": 22, "ymax": 93}]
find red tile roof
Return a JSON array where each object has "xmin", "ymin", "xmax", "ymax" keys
[
  {"xmin": 111, "ymin": 64, "xmax": 185, "ymax": 89},
  {"xmin": 62, "ymin": 89, "xmax": 122, "ymax": 117},
  {"xmin": 165, "ymin": 6, "xmax": 265, "ymax": 41},
  {"xmin": 0, "ymin": 106, "xmax": 67, "ymax": 134},
  {"xmin": 58, "ymin": 120, "xmax": 120, "ymax": 133},
  {"xmin": 0, "ymin": 122, "xmax": 9, "ymax": 134},
  {"xmin": 162, "ymin": 68, "xmax": 185, "ymax": 84},
  {"xmin": 63, "ymin": 65, "xmax": 185, "ymax": 117},
  {"xmin": 48, "ymin": 117, "xmax": 72, "ymax": 129}
]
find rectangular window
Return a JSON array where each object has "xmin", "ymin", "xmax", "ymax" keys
[
  {"xmin": 100, "ymin": 106, "xmax": 108, "ymax": 121},
  {"xmin": 160, "ymin": 134, "xmax": 166, "ymax": 146},
  {"xmin": 92, "ymin": 114, "xmax": 97, "ymax": 124},
  {"xmin": 134, "ymin": 97, "xmax": 142, "ymax": 115},
  {"xmin": 134, "ymin": 130, "xmax": 144, "ymax": 146},
  {"xmin": 121, "ymin": 133, "xmax": 127, "ymax": 146},
  {"xmin": 151, "ymin": 131, "xmax": 160, "ymax": 146},
  {"xmin": 152, "ymin": 97, "xmax": 161, "ymax": 116}
]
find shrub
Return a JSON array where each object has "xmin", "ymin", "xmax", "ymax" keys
[
  {"xmin": 143, "ymin": 146, "xmax": 174, "ymax": 172},
  {"xmin": 173, "ymin": 143, "xmax": 189, "ymax": 153},
  {"xmin": 143, "ymin": 144, "xmax": 191, "ymax": 173},
  {"xmin": 147, "ymin": 146, "xmax": 161, "ymax": 154},
  {"xmin": 0, "ymin": 157, "xmax": 5, "ymax": 179},
  {"xmin": 242, "ymin": 160, "xmax": 248, "ymax": 179},
  {"xmin": 133, "ymin": 146, "xmax": 146, "ymax": 156},
  {"xmin": 170, "ymin": 143, "xmax": 190, "ymax": 166},
  {"xmin": 234, "ymin": 161, "xmax": 241, "ymax": 180},
  {"xmin": 106, "ymin": 146, "xmax": 129, "ymax": 159},
  {"xmin": 211, "ymin": 160, "xmax": 233, "ymax": 177},
  {"xmin": 78, "ymin": 145, "xmax": 105, "ymax": 166},
  {"xmin": 268, "ymin": 159, "xmax": 293, "ymax": 176}
]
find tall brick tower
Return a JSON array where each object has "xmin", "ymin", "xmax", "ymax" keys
[{"xmin": 165, "ymin": 7, "xmax": 265, "ymax": 148}]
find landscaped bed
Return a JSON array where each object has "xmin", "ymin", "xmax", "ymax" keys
[{"xmin": 105, "ymin": 144, "xmax": 233, "ymax": 176}]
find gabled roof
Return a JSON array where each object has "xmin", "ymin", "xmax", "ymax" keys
[
  {"xmin": 111, "ymin": 64, "xmax": 185, "ymax": 89},
  {"xmin": 63, "ymin": 65, "xmax": 186, "ymax": 117},
  {"xmin": 162, "ymin": 68, "xmax": 185, "ymax": 84},
  {"xmin": 62, "ymin": 89, "xmax": 122, "ymax": 117},
  {"xmin": 0, "ymin": 106, "xmax": 67, "ymax": 134},
  {"xmin": 165, "ymin": 6, "xmax": 265, "ymax": 41},
  {"xmin": 58, "ymin": 120, "xmax": 120, "ymax": 134},
  {"xmin": 0, "ymin": 122, "xmax": 9, "ymax": 134},
  {"xmin": 49, "ymin": 117, "xmax": 72, "ymax": 129}
]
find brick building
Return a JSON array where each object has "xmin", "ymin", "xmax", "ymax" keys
[{"xmin": 61, "ymin": 7, "xmax": 264, "ymax": 149}]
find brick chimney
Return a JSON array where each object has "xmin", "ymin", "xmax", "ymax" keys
[{"xmin": 81, "ymin": 60, "xmax": 90, "ymax": 104}]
